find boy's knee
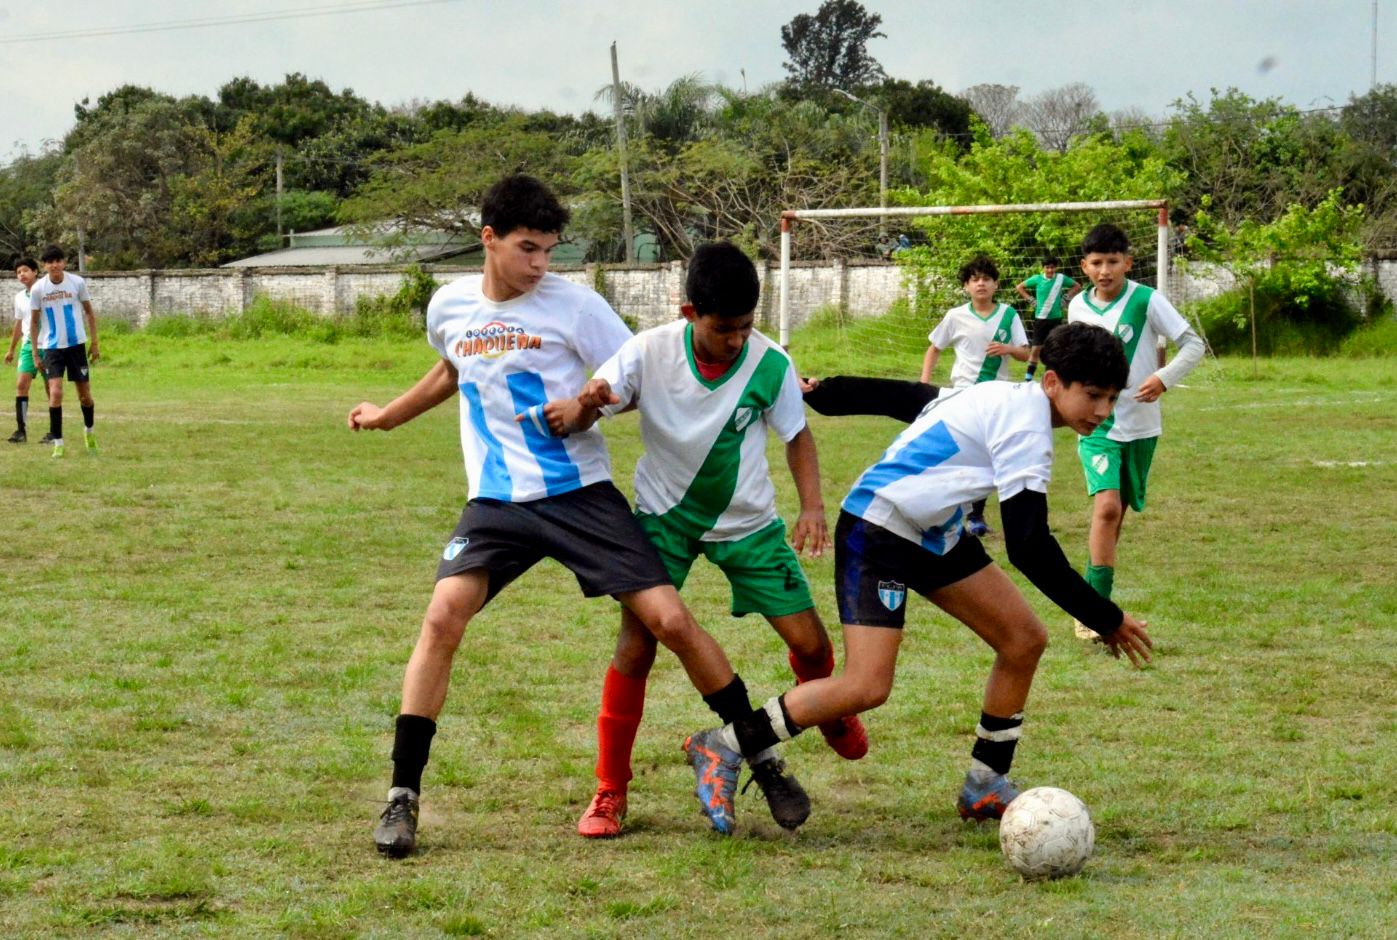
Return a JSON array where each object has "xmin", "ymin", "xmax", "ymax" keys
[
  {"xmin": 1000, "ymin": 622, "xmax": 1048, "ymax": 667},
  {"xmin": 420, "ymin": 596, "xmax": 473, "ymax": 651},
  {"xmin": 1093, "ymin": 495, "xmax": 1123, "ymax": 525},
  {"xmin": 640, "ymin": 604, "xmax": 699, "ymax": 649},
  {"xmin": 787, "ymin": 632, "xmax": 831, "ymax": 664}
]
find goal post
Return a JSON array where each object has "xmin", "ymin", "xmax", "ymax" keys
[{"xmin": 777, "ymin": 200, "xmax": 1172, "ymax": 349}]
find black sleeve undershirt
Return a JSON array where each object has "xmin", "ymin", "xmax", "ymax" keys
[
  {"xmin": 802, "ymin": 375, "xmax": 939, "ymax": 424},
  {"xmin": 999, "ymin": 489, "xmax": 1123, "ymax": 637}
]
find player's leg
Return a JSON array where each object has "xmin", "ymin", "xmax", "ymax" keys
[
  {"xmin": 43, "ymin": 351, "xmax": 64, "ymax": 456},
  {"xmin": 928, "ymin": 562, "xmax": 1047, "ymax": 820},
  {"xmin": 9, "ymin": 356, "xmax": 33, "ymax": 442},
  {"xmin": 1076, "ymin": 434, "xmax": 1127, "ymax": 639},
  {"xmin": 75, "ymin": 376, "xmax": 95, "ymax": 452}
]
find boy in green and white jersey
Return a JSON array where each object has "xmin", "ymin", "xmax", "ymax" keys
[
  {"xmin": 1066, "ymin": 223, "xmax": 1205, "ymax": 639},
  {"xmin": 547, "ymin": 242, "xmax": 867, "ymax": 838},
  {"xmin": 1016, "ymin": 256, "xmax": 1081, "ymax": 379},
  {"xmin": 920, "ymin": 255, "xmax": 1029, "ymax": 536},
  {"xmin": 6, "ymin": 258, "xmax": 43, "ymax": 443}
]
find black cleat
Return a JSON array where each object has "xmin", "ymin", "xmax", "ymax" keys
[
  {"xmin": 38, "ymin": 432, "xmax": 55, "ymax": 444},
  {"xmin": 7, "ymin": 429, "xmax": 24, "ymax": 443},
  {"xmin": 744, "ymin": 756, "xmax": 811, "ymax": 830},
  {"xmin": 374, "ymin": 788, "xmax": 419, "ymax": 858}
]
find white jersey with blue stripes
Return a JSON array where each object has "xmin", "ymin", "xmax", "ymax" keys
[
  {"xmin": 427, "ymin": 272, "xmax": 632, "ymax": 503},
  {"xmin": 842, "ymin": 381, "xmax": 1054, "ymax": 554},
  {"xmin": 30, "ymin": 272, "xmax": 91, "ymax": 350}
]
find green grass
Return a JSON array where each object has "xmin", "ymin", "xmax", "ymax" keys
[{"xmin": 1, "ymin": 330, "xmax": 1394, "ymax": 938}]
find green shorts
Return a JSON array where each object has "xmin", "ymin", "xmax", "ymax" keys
[
  {"xmin": 636, "ymin": 514, "xmax": 814, "ymax": 618},
  {"xmin": 16, "ymin": 340, "xmax": 38, "ymax": 376},
  {"xmin": 1078, "ymin": 433, "xmax": 1157, "ymax": 512}
]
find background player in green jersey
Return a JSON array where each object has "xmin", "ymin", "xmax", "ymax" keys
[
  {"xmin": 1066, "ymin": 224, "xmax": 1205, "ymax": 640},
  {"xmin": 1016, "ymin": 256, "xmax": 1081, "ymax": 380},
  {"xmin": 538, "ymin": 242, "xmax": 867, "ymax": 838},
  {"xmin": 6, "ymin": 258, "xmax": 44, "ymax": 443}
]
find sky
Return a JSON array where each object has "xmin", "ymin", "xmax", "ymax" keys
[{"xmin": 0, "ymin": 0, "xmax": 1391, "ymax": 162}]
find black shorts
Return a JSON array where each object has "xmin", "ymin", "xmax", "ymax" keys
[
  {"xmin": 834, "ymin": 510, "xmax": 992, "ymax": 628},
  {"xmin": 1031, "ymin": 318, "xmax": 1065, "ymax": 348},
  {"xmin": 40, "ymin": 344, "xmax": 92, "ymax": 383},
  {"xmin": 435, "ymin": 481, "xmax": 672, "ymax": 607}
]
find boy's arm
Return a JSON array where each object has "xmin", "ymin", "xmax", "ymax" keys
[
  {"xmin": 348, "ymin": 358, "xmax": 459, "ymax": 431},
  {"xmin": 986, "ymin": 340, "xmax": 1030, "ymax": 362},
  {"xmin": 784, "ymin": 425, "xmax": 829, "ymax": 557},
  {"xmin": 518, "ymin": 377, "xmax": 628, "ymax": 437},
  {"xmin": 919, "ymin": 344, "xmax": 941, "ymax": 383},
  {"xmin": 82, "ymin": 301, "xmax": 98, "ymax": 360},
  {"xmin": 1136, "ymin": 327, "xmax": 1205, "ymax": 402},
  {"xmin": 802, "ymin": 375, "xmax": 938, "ymax": 423},
  {"xmin": 1014, "ymin": 281, "xmax": 1034, "ymax": 305},
  {"xmin": 1065, "ymin": 283, "xmax": 1083, "ymax": 302},
  {"xmin": 5, "ymin": 320, "xmax": 20, "ymax": 363}
]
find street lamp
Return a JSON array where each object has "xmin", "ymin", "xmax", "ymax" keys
[{"xmin": 836, "ymin": 88, "xmax": 889, "ymax": 242}]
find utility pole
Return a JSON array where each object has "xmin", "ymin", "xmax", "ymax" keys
[
  {"xmin": 74, "ymin": 153, "xmax": 86, "ymax": 272},
  {"xmin": 1373, "ymin": 0, "xmax": 1379, "ymax": 90},
  {"xmin": 610, "ymin": 41, "xmax": 635, "ymax": 262},
  {"xmin": 275, "ymin": 147, "xmax": 285, "ymax": 243},
  {"xmin": 836, "ymin": 89, "xmax": 889, "ymax": 242}
]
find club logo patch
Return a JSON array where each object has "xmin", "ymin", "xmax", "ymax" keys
[
  {"xmin": 1091, "ymin": 454, "xmax": 1111, "ymax": 475},
  {"xmin": 877, "ymin": 580, "xmax": 907, "ymax": 611},
  {"xmin": 1116, "ymin": 324, "xmax": 1135, "ymax": 344},
  {"xmin": 732, "ymin": 407, "xmax": 757, "ymax": 432},
  {"xmin": 442, "ymin": 537, "xmax": 469, "ymax": 561}
]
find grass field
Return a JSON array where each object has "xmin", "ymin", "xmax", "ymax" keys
[{"xmin": 1, "ymin": 327, "xmax": 1394, "ymax": 938}]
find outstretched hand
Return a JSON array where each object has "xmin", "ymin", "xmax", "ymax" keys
[
  {"xmin": 790, "ymin": 509, "xmax": 829, "ymax": 557},
  {"xmin": 1103, "ymin": 613, "xmax": 1153, "ymax": 668}
]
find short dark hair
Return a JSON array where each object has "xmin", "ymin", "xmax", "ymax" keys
[
  {"xmin": 480, "ymin": 174, "xmax": 569, "ymax": 237},
  {"xmin": 957, "ymin": 255, "xmax": 999, "ymax": 284},
  {"xmin": 15, "ymin": 257, "xmax": 38, "ymax": 272},
  {"xmin": 40, "ymin": 245, "xmax": 66, "ymax": 263},
  {"xmin": 686, "ymin": 242, "xmax": 759, "ymax": 317},
  {"xmin": 1080, "ymin": 223, "xmax": 1130, "ymax": 256},
  {"xmin": 1041, "ymin": 322, "xmax": 1128, "ymax": 390},
  {"xmin": 1042, "ymin": 255, "xmax": 1060, "ymax": 268}
]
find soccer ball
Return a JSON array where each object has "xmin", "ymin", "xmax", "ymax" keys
[{"xmin": 998, "ymin": 786, "xmax": 1095, "ymax": 880}]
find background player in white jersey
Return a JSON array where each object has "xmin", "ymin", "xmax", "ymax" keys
[
  {"xmin": 681, "ymin": 324, "xmax": 1154, "ymax": 831},
  {"xmin": 29, "ymin": 245, "xmax": 98, "ymax": 457},
  {"xmin": 347, "ymin": 176, "xmax": 760, "ymax": 858},
  {"xmin": 1066, "ymin": 224, "xmax": 1205, "ymax": 640},
  {"xmin": 920, "ymin": 255, "xmax": 1029, "ymax": 537},
  {"xmin": 547, "ymin": 242, "xmax": 868, "ymax": 838},
  {"xmin": 6, "ymin": 258, "xmax": 45, "ymax": 443},
  {"xmin": 1016, "ymin": 255, "xmax": 1081, "ymax": 380}
]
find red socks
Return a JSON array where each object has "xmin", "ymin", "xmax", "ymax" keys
[{"xmin": 595, "ymin": 665, "xmax": 646, "ymax": 791}]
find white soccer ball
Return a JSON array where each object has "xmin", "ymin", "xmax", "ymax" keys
[{"xmin": 998, "ymin": 786, "xmax": 1095, "ymax": 880}]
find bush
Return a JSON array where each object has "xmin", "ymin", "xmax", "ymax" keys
[
  {"xmin": 143, "ymin": 314, "xmax": 217, "ymax": 338},
  {"xmin": 1188, "ymin": 276, "xmax": 1366, "ymax": 355},
  {"xmin": 1337, "ymin": 312, "xmax": 1397, "ymax": 357}
]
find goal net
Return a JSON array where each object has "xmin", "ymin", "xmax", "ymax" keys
[{"xmin": 774, "ymin": 200, "xmax": 1216, "ymax": 382}]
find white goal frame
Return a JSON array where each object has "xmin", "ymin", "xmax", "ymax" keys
[{"xmin": 776, "ymin": 200, "xmax": 1171, "ymax": 347}]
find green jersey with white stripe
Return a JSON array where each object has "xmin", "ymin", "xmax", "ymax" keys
[
  {"xmin": 1067, "ymin": 280, "xmax": 1192, "ymax": 442},
  {"xmin": 595, "ymin": 319, "xmax": 807, "ymax": 541}
]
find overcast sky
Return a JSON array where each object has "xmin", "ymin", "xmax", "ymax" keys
[{"xmin": 1, "ymin": 0, "xmax": 1390, "ymax": 162}]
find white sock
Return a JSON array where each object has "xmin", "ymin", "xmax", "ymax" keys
[{"xmin": 716, "ymin": 725, "xmax": 741, "ymax": 753}]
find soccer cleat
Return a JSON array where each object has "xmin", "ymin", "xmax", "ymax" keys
[
  {"xmin": 7, "ymin": 429, "xmax": 24, "ymax": 443},
  {"xmin": 743, "ymin": 756, "xmax": 810, "ymax": 830},
  {"xmin": 966, "ymin": 513, "xmax": 991, "ymax": 538},
  {"xmin": 373, "ymin": 787, "xmax": 420, "ymax": 858},
  {"xmin": 957, "ymin": 771, "xmax": 1021, "ymax": 821},
  {"xmin": 576, "ymin": 788, "xmax": 627, "ymax": 839},
  {"xmin": 84, "ymin": 429, "xmax": 97, "ymax": 453},
  {"xmin": 818, "ymin": 713, "xmax": 869, "ymax": 761},
  {"xmin": 50, "ymin": 442, "xmax": 64, "ymax": 459},
  {"xmin": 39, "ymin": 432, "xmax": 55, "ymax": 444},
  {"xmin": 682, "ymin": 729, "xmax": 743, "ymax": 835},
  {"xmin": 1073, "ymin": 619, "xmax": 1104, "ymax": 643}
]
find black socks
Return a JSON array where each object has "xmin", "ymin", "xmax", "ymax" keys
[{"xmin": 390, "ymin": 714, "xmax": 437, "ymax": 794}]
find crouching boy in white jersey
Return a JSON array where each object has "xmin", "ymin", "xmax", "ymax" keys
[
  {"xmin": 682, "ymin": 323, "xmax": 1154, "ymax": 830},
  {"xmin": 348, "ymin": 176, "xmax": 758, "ymax": 857}
]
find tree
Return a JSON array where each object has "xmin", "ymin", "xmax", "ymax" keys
[
  {"xmin": 0, "ymin": 148, "xmax": 62, "ymax": 260},
  {"xmin": 961, "ymin": 84, "xmax": 1021, "ymax": 139},
  {"xmin": 863, "ymin": 78, "xmax": 974, "ymax": 142},
  {"xmin": 1020, "ymin": 83, "xmax": 1102, "ymax": 153},
  {"xmin": 781, "ymin": 0, "xmax": 886, "ymax": 91}
]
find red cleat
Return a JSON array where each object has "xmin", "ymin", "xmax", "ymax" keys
[
  {"xmin": 818, "ymin": 713, "xmax": 869, "ymax": 760},
  {"xmin": 577, "ymin": 788, "xmax": 627, "ymax": 838}
]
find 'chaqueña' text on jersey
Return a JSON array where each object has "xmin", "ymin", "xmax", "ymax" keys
[
  {"xmin": 595, "ymin": 320, "xmax": 806, "ymax": 542},
  {"xmin": 1067, "ymin": 280, "xmax": 1191, "ymax": 442},
  {"xmin": 843, "ymin": 381, "xmax": 1053, "ymax": 554},
  {"xmin": 30, "ymin": 273, "xmax": 91, "ymax": 350},
  {"xmin": 428, "ymin": 272, "xmax": 632, "ymax": 502}
]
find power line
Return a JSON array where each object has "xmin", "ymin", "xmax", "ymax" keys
[{"xmin": 0, "ymin": 0, "xmax": 463, "ymax": 45}]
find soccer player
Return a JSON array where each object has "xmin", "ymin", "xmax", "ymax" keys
[
  {"xmin": 553, "ymin": 242, "xmax": 867, "ymax": 838},
  {"xmin": 681, "ymin": 323, "xmax": 1154, "ymax": 832},
  {"xmin": 1016, "ymin": 256, "xmax": 1081, "ymax": 380},
  {"xmin": 1066, "ymin": 223, "xmax": 1205, "ymax": 640},
  {"xmin": 29, "ymin": 245, "xmax": 98, "ymax": 457},
  {"xmin": 5, "ymin": 258, "xmax": 44, "ymax": 443},
  {"xmin": 347, "ymin": 176, "xmax": 760, "ymax": 858},
  {"xmin": 919, "ymin": 255, "xmax": 1029, "ymax": 537}
]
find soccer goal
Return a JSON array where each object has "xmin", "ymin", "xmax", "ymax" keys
[{"xmin": 776, "ymin": 200, "xmax": 1203, "ymax": 379}]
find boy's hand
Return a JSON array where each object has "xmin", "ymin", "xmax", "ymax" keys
[
  {"xmin": 348, "ymin": 402, "xmax": 388, "ymax": 431},
  {"xmin": 3, "ymin": 351, "xmax": 12, "ymax": 365},
  {"xmin": 1134, "ymin": 375, "xmax": 1166, "ymax": 402},
  {"xmin": 88, "ymin": 339, "xmax": 100, "ymax": 361},
  {"xmin": 790, "ymin": 509, "xmax": 829, "ymax": 557},
  {"xmin": 799, "ymin": 376, "xmax": 819, "ymax": 394},
  {"xmin": 517, "ymin": 398, "xmax": 591, "ymax": 436},
  {"xmin": 986, "ymin": 341, "xmax": 1014, "ymax": 356},
  {"xmin": 1103, "ymin": 613, "xmax": 1153, "ymax": 668},
  {"xmin": 577, "ymin": 378, "xmax": 620, "ymax": 411}
]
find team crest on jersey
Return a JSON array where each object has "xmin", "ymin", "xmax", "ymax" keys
[
  {"xmin": 442, "ymin": 537, "xmax": 469, "ymax": 561},
  {"xmin": 1091, "ymin": 454, "xmax": 1111, "ymax": 475},
  {"xmin": 995, "ymin": 329, "xmax": 1009, "ymax": 342},
  {"xmin": 877, "ymin": 580, "xmax": 907, "ymax": 611},
  {"xmin": 1115, "ymin": 323, "xmax": 1135, "ymax": 344},
  {"xmin": 732, "ymin": 406, "xmax": 757, "ymax": 432}
]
